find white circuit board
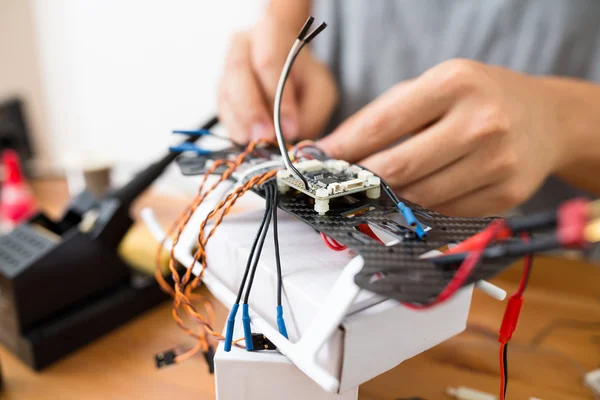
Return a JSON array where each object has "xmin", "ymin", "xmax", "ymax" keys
[{"xmin": 276, "ymin": 159, "xmax": 381, "ymax": 201}]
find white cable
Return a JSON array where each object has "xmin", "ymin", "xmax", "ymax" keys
[
  {"xmin": 274, "ymin": 39, "xmax": 303, "ymax": 175},
  {"xmin": 273, "ymin": 39, "xmax": 312, "ymax": 192},
  {"xmin": 273, "ymin": 17, "xmax": 326, "ymax": 189},
  {"xmin": 447, "ymin": 386, "xmax": 497, "ymax": 400},
  {"xmin": 236, "ymin": 160, "xmax": 284, "ymax": 185}
]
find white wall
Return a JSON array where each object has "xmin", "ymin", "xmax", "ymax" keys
[
  {"xmin": 29, "ymin": 0, "xmax": 266, "ymax": 173},
  {"xmin": 0, "ymin": 0, "xmax": 51, "ymax": 169}
]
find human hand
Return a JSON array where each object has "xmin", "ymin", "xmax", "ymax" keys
[
  {"xmin": 319, "ymin": 59, "xmax": 567, "ymax": 217},
  {"xmin": 217, "ymin": 13, "xmax": 337, "ymax": 144}
]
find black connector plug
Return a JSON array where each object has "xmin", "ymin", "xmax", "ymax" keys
[
  {"xmin": 250, "ymin": 333, "xmax": 276, "ymax": 351},
  {"xmin": 155, "ymin": 350, "xmax": 177, "ymax": 368},
  {"xmin": 297, "ymin": 16, "xmax": 315, "ymax": 40},
  {"xmin": 303, "ymin": 22, "xmax": 327, "ymax": 43},
  {"xmin": 203, "ymin": 346, "xmax": 215, "ymax": 374}
]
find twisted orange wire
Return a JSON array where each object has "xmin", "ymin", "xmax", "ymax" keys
[{"xmin": 154, "ymin": 139, "xmax": 280, "ymax": 362}]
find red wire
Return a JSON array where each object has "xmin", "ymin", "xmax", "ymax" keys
[
  {"xmin": 322, "ymin": 225, "xmax": 382, "ymax": 251},
  {"xmin": 357, "ymin": 224, "xmax": 385, "ymax": 245},
  {"xmin": 497, "ymin": 232, "xmax": 532, "ymax": 400},
  {"xmin": 320, "ymin": 232, "xmax": 347, "ymax": 251},
  {"xmin": 293, "ymin": 144, "xmax": 316, "ymax": 160},
  {"xmin": 444, "ymin": 226, "xmax": 511, "ymax": 255},
  {"xmin": 403, "ymin": 219, "xmax": 506, "ymax": 310},
  {"xmin": 517, "ymin": 232, "xmax": 532, "ymax": 296}
]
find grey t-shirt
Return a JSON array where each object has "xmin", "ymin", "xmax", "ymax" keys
[{"xmin": 312, "ymin": 0, "xmax": 600, "ymax": 213}]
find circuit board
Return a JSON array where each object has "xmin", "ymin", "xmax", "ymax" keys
[{"xmin": 277, "ymin": 159, "xmax": 381, "ymax": 201}]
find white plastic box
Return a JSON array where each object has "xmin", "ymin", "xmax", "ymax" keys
[{"xmin": 214, "ymin": 324, "xmax": 358, "ymax": 400}]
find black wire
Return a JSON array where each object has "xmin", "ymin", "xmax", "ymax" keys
[
  {"xmin": 381, "ymin": 177, "xmax": 400, "ymax": 204},
  {"xmin": 358, "ymin": 166, "xmax": 399, "ymax": 205},
  {"xmin": 505, "ymin": 210, "xmax": 557, "ymax": 233},
  {"xmin": 383, "ymin": 185, "xmax": 400, "ymax": 205},
  {"xmin": 272, "ymin": 185, "xmax": 283, "ymax": 307},
  {"xmin": 432, "ymin": 236, "xmax": 561, "ymax": 265},
  {"xmin": 297, "ymin": 16, "xmax": 315, "ymax": 40},
  {"xmin": 243, "ymin": 181, "xmax": 276, "ymax": 304},
  {"xmin": 303, "ymin": 22, "xmax": 327, "ymax": 43},
  {"xmin": 233, "ymin": 183, "xmax": 273, "ymax": 304},
  {"xmin": 503, "ymin": 343, "xmax": 509, "ymax": 398}
]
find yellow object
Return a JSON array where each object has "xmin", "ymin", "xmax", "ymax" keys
[
  {"xmin": 118, "ymin": 224, "xmax": 170, "ymax": 276},
  {"xmin": 584, "ymin": 219, "xmax": 600, "ymax": 243}
]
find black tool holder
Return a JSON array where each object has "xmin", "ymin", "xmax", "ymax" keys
[{"xmin": 0, "ymin": 117, "xmax": 217, "ymax": 370}]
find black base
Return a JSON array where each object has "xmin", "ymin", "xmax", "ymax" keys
[{"xmin": 9, "ymin": 275, "xmax": 167, "ymax": 370}]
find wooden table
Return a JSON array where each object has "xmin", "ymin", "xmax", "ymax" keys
[{"xmin": 1, "ymin": 179, "xmax": 599, "ymax": 400}]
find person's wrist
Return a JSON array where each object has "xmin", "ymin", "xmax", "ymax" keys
[{"xmin": 536, "ymin": 77, "xmax": 582, "ymax": 174}]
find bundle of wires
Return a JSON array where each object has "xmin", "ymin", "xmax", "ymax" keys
[
  {"xmin": 153, "ymin": 15, "xmax": 330, "ymax": 364},
  {"xmin": 224, "ymin": 180, "xmax": 288, "ymax": 351},
  {"xmin": 419, "ymin": 197, "xmax": 600, "ymax": 399},
  {"xmin": 431, "ymin": 198, "xmax": 600, "ymax": 268},
  {"xmin": 156, "ymin": 126, "xmax": 600, "ymax": 384},
  {"xmin": 154, "ymin": 138, "xmax": 284, "ymax": 366}
]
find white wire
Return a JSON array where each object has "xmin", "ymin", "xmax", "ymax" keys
[
  {"xmin": 274, "ymin": 39, "xmax": 303, "ymax": 177},
  {"xmin": 236, "ymin": 160, "xmax": 284, "ymax": 185}
]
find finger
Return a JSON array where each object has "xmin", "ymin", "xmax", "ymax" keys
[
  {"xmin": 296, "ymin": 62, "xmax": 338, "ymax": 140},
  {"xmin": 218, "ymin": 74, "xmax": 274, "ymax": 143},
  {"xmin": 359, "ymin": 109, "xmax": 472, "ymax": 188},
  {"xmin": 222, "ymin": 63, "xmax": 274, "ymax": 140},
  {"xmin": 277, "ymin": 80, "xmax": 300, "ymax": 141},
  {"xmin": 219, "ymin": 33, "xmax": 273, "ymax": 142},
  {"xmin": 318, "ymin": 71, "xmax": 455, "ymax": 161},
  {"xmin": 251, "ymin": 37, "xmax": 300, "ymax": 140},
  {"xmin": 432, "ymin": 184, "xmax": 510, "ymax": 218},
  {"xmin": 218, "ymin": 96, "xmax": 249, "ymax": 144},
  {"xmin": 396, "ymin": 150, "xmax": 506, "ymax": 209}
]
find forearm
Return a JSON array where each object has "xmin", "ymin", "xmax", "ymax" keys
[
  {"xmin": 266, "ymin": 0, "xmax": 311, "ymax": 31},
  {"xmin": 541, "ymin": 76, "xmax": 600, "ymax": 195}
]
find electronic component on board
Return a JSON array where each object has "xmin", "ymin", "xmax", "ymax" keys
[
  {"xmin": 250, "ymin": 333, "xmax": 277, "ymax": 351},
  {"xmin": 276, "ymin": 159, "xmax": 381, "ymax": 215},
  {"xmin": 155, "ymin": 350, "xmax": 177, "ymax": 368}
]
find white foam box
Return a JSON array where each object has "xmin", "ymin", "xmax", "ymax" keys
[
  {"xmin": 214, "ymin": 324, "xmax": 358, "ymax": 400},
  {"xmin": 203, "ymin": 193, "xmax": 473, "ymax": 393}
]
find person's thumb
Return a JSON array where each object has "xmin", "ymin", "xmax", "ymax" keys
[{"xmin": 250, "ymin": 26, "xmax": 301, "ymax": 141}]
